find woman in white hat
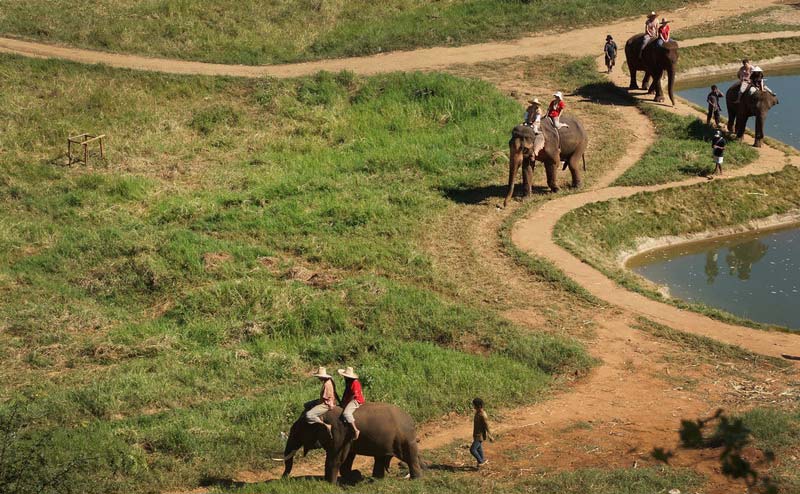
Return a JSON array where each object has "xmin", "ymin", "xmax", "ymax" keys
[
  {"xmin": 548, "ymin": 92, "xmax": 568, "ymax": 129},
  {"xmin": 304, "ymin": 366, "xmax": 339, "ymax": 436},
  {"xmin": 338, "ymin": 366, "xmax": 365, "ymax": 440}
]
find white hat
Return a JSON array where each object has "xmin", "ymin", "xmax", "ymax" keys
[
  {"xmin": 648, "ymin": 11, "xmax": 657, "ymax": 17},
  {"xmin": 338, "ymin": 366, "xmax": 359, "ymax": 379},
  {"xmin": 312, "ymin": 366, "xmax": 332, "ymax": 379},
  {"xmin": 752, "ymin": 65, "xmax": 763, "ymax": 72},
  {"xmin": 553, "ymin": 91, "xmax": 563, "ymax": 99},
  {"xmin": 528, "ymin": 97, "xmax": 541, "ymax": 105}
]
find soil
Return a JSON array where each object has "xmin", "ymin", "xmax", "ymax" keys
[{"xmin": 6, "ymin": 0, "xmax": 799, "ymax": 492}]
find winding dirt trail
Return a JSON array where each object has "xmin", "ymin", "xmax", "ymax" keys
[
  {"xmin": 0, "ymin": 0, "xmax": 797, "ymax": 78},
  {"xmin": 14, "ymin": 1, "xmax": 798, "ymax": 490}
]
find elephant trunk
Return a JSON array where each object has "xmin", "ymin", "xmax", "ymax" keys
[
  {"xmin": 667, "ymin": 67, "xmax": 676, "ymax": 107},
  {"xmin": 282, "ymin": 426, "xmax": 302, "ymax": 478}
]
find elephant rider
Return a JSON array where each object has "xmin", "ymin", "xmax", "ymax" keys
[
  {"xmin": 657, "ymin": 18, "xmax": 671, "ymax": 46},
  {"xmin": 548, "ymin": 92, "xmax": 568, "ymax": 129},
  {"xmin": 735, "ymin": 59, "xmax": 753, "ymax": 103},
  {"xmin": 750, "ymin": 66, "xmax": 775, "ymax": 96},
  {"xmin": 641, "ymin": 12, "xmax": 659, "ymax": 55},
  {"xmin": 304, "ymin": 367, "xmax": 339, "ymax": 437},
  {"xmin": 524, "ymin": 98, "xmax": 546, "ymax": 157},
  {"xmin": 339, "ymin": 367, "xmax": 365, "ymax": 440}
]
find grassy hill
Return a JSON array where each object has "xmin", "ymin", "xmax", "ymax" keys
[
  {"xmin": 0, "ymin": 54, "xmax": 598, "ymax": 492},
  {"xmin": 0, "ymin": 0, "xmax": 697, "ymax": 65}
]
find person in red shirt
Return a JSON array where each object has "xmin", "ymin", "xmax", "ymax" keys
[
  {"xmin": 657, "ymin": 18, "xmax": 671, "ymax": 46},
  {"xmin": 548, "ymin": 92, "xmax": 568, "ymax": 129},
  {"xmin": 338, "ymin": 366, "xmax": 365, "ymax": 440}
]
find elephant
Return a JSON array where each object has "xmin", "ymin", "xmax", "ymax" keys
[
  {"xmin": 725, "ymin": 83, "xmax": 779, "ymax": 148},
  {"xmin": 282, "ymin": 402, "xmax": 423, "ymax": 484},
  {"xmin": 504, "ymin": 116, "xmax": 588, "ymax": 207},
  {"xmin": 624, "ymin": 33, "xmax": 678, "ymax": 106}
]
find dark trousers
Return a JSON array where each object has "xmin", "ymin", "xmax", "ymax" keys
[
  {"xmin": 707, "ymin": 107, "xmax": 720, "ymax": 126},
  {"xmin": 470, "ymin": 439, "xmax": 485, "ymax": 464}
]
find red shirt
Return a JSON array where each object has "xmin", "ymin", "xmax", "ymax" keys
[
  {"xmin": 548, "ymin": 99, "xmax": 565, "ymax": 118},
  {"xmin": 342, "ymin": 379, "xmax": 365, "ymax": 405},
  {"xmin": 659, "ymin": 24, "xmax": 670, "ymax": 41}
]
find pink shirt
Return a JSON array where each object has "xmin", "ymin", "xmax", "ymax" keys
[{"xmin": 320, "ymin": 379, "xmax": 336, "ymax": 408}]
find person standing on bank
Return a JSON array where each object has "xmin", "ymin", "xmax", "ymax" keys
[
  {"xmin": 604, "ymin": 35, "xmax": 617, "ymax": 73},
  {"xmin": 470, "ymin": 398, "xmax": 494, "ymax": 468},
  {"xmin": 711, "ymin": 130, "xmax": 726, "ymax": 178},
  {"xmin": 338, "ymin": 367, "xmax": 365, "ymax": 440},
  {"xmin": 706, "ymin": 85, "xmax": 724, "ymax": 128}
]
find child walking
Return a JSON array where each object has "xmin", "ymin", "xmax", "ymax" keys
[
  {"xmin": 710, "ymin": 130, "xmax": 726, "ymax": 178},
  {"xmin": 470, "ymin": 398, "xmax": 494, "ymax": 468}
]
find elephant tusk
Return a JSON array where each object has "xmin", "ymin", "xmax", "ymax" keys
[{"xmin": 282, "ymin": 449, "xmax": 299, "ymax": 461}]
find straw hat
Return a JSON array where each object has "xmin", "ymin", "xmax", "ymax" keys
[
  {"xmin": 338, "ymin": 366, "xmax": 359, "ymax": 379},
  {"xmin": 553, "ymin": 91, "xmax": 563, "ymax": 99},
  {"xmin": 660, "ymin": 18, "xmax": 670, "ymax": 25},
  {"xmin": 528, "ymin": 97, "xmax": 541, "ymax": 105},
  {"xmin": 312, "ymin": 366, "xmax": 332, "ymax": 379},
  {"xmin": 647, "ymin": 11, "xmax": 657, "ymax": 18}
]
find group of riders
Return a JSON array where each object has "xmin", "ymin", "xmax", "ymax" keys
[{"xmin": 304, "ymin": 366, "xmax": 365, "ymax": 439}]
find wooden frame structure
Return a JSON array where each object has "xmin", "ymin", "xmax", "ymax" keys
[{"xmin": 68, "ymin": 133, "xmax": 105, "ymax": 165}]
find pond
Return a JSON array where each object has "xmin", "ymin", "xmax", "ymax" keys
[
  {"xmin": 677, "ymin": 66, "xmax": 800, "ymax": 148},
  {"xmin": 628, "ymin": 226, "xmax": 800, "ymax": 330}
]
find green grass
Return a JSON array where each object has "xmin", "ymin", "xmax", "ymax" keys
[
  {"xmin": 679, "ymin": 37, "xmax": 800, "ymax": 72},
  {"xmin": 737, "ymin": 408, "xmax": 800, "ymax": 490},
  {"xmin": 211, "ymin": 467, "xmax": 702, "ymax": 494},
  {"xmin": 554, "ymin": 166, "xmax": 800, "ymax": 330},
  {"xmin": 0, "ymin": 54, "xmax": 597, "ymax": 493},
  {"xmin": 612, "ymin": 105, "xmax": 758, "ymax": 186},
  {"xmin": 676, "ymin": 6, "xmax": 800, "ymax": 41},
  {"xmin": 0, "ymin": 0, "xmax": 700, "ymax": 65}
]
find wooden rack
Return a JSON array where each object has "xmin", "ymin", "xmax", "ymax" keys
[{"xmin": 68, "ymin": 133, "xmax": 106, "ymax": 165}]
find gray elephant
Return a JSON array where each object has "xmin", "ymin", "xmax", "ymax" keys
[
  {"xmin": 504, "ymin": 116, "xmax": 588, "ymax": 207},
  {"xmin": 725, "ymin": 83, "xmax": 779, "ymax": 147},
  {"xmin": 282, "ymin": 402, "xmax": 423, "ymax": 484},
  {"xmin": 625, "ymin": 33, "xmax": 678, "ymax": 106}
]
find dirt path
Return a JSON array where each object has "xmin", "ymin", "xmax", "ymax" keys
[{"xmin": 0, "ymin": 0, "xmax": 796, "ymax": 78}]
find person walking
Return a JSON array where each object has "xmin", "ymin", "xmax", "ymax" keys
[
  {"xmin": 706, "ymin": 85, "xmax": 724, "ymax": 128},
  {"xmin": 604, "ymin": 35, "xmax": 618, "ymax": 73},
  {"xmin": 338, "ymin": 366, "xmax": 365, "ymax": 440},
  {"xmin": 470, "ymin": 398, "xmax": 494, "ymax": 468},
  {"xmin": 304, "ymin": 367, "xmax": 338, "ymax": 436},
  {"xmin": 710, "ymin": 130, "xmax": 726, "ymax": 178}
]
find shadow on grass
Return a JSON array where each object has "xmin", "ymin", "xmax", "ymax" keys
[
  {"xmin": 441, "ymin": 184, "xmax": 550, "ymax": 205},
  {"xmin": 426, "ymin": 463, "xmax": 477, "ymax": 472}
]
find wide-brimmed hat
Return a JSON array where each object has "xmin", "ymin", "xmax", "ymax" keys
[
  {"xmin": 647, "ymin": 11, "xmax": 657, "ymax": 18},
  {"xmin": 553, "ymin": 91, "xmax": 563, "ymax": 99},
  {"xmin": 528, "ymin": 97, "xmax": 541, "ymax": 105},
  {"xmin": 752, "ymin": 65, "xmax": 763, "ymax": 72},
  {"xmin": 338, "ymin": 367, "xmax": 359, "ymax": 379},
  {"xmin": 312, "ymin": 366, "xmax": 332, "ymax": 379},
  {"xmin": 606, "ymin": 34, "xmax": 613, "ymax": 40},
  {"xmin": 660, "ymin": 18, "xmax": 670, "ymax": 25}
]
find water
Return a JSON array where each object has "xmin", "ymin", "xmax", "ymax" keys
[
  {"xmin": 677, "ymin": 67, "xmax": 800, "ymax": 148},
  {"xmin": 628, "ymin": 226, "xmax": 800, "ymax": 329}
]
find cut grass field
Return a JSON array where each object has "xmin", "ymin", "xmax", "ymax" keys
[
  {"xmin": 676, "ymin": 5, "xmax": 800, "ymax": 41},
  {"xmin": 612, "ymin": 105, "xmax": 758, "ymax": 186},
  {"xmin": 554, "ymin": 166, "xmax": 800, "ymax": 330},
  {"xmin": 679, "ymin": 36, "xmax": 800, "ymax": 72},
  {"xmin": 0, "ymin": 54, "xmax": 601, "ymax": 492},
  {"xmin": 0, "ymin": 0, "xmax": 700, "ymax": 65}
]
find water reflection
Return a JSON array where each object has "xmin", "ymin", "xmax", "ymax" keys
[
  {"xmin": 725, "ymin": 240, "xmax": 768, "ymax": 280},
  {"xmin": 629, "ymin": 226, "xmax": 800, "ymax": 330}
]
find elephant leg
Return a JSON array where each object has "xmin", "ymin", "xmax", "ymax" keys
[
  {"xmin": 340, "ymin": 450, "xmax": 356, "ymax": 477},
  {"xmin": 735, "ymin": 114, "xmax": 748, "ymax": 140},
  {"xmin": 544, "ymin": 160, "xmax": 559, "ymax": 193},
  {"xmin": 628, "ymin": 68, "xmax": 639, "ymax": 90},
  {"xmin": 568, "ymin": 154, "xmax": 583, "ymax": 188},
  {"xmin": 326, "ymin": 443, "xmax": 351, "ymax": 484},
  {"xmin": 371, "ymin": 456, "xmax": 391, "ymax": 479},
  {"xmin": 643, "ymin": 72, "xmax": 654, "ymax": 94},
  {"xmin": 402, "ymin": 441, "xmax": 423, "ymax": 479},
  {"xmin": 652, "ymin": 69, "xmax": 665, "ymax": 102},
  {"xmin": 754, "ymin": 115, "xmax": 764, "ymax": 147},
  {"xmin": 727, "ymin": 109, "xmax": 736, "ymax": 134},
  {"xmin": 504, "ymin": 143, "xmax": 522, "ymax": 207},
  {"xmin": 522, "ymin": 158, "xmax": 534, "ymax": 198}
]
